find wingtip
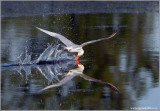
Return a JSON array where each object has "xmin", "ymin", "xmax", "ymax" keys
[
  {"xmin": 34, "ymin": 26, "xmax": 40, "ymax": 29},
  {"xmin": 34, "ymin": 26, "xmax": 45, "ymax": 32},
  {"xmin": 32, "ymin": 25, "xmax": 42, "ymax": 30},
  {"xmin": 112, "ymin": 31, "xmax": 118, "ymax": 36},
  {"xmin": 104, "ymin": 82, "xmax": 119, "ymax": 93},
  {"xmin": 106, "ymin": 31, "xmax": 117, "ymax": 39}
]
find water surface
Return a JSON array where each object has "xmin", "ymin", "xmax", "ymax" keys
[{"xmin": 1, "ymin": 13, "xmax": 159, "ymax": 110}]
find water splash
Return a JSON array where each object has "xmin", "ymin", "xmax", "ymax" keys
[
  {"xmin": 15, "ymin": 47, "xmax": 32, "ymax": 80},
  {"xmin": 36, "ymin": 44, "xmax": 54, "ymax": 62},
  {"xmin": 14, "ymin": 42, "xmax": 76, "ymax": 82},
  {"xmin": 23, "ymin": 49, "xmax": 31, "ymax": 64},
  {"xmin": 37, "ymin": 43, "xmax": 75, "ymax": 62},
  {"xmin": 35, "ymin": 57, "xmax": 76, "ymax": 83}
]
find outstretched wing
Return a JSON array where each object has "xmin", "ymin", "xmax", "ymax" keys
[
  {"xmin": 80, "ymin": 32, "xmax": 117, "ymax": 47},
  {"xmin": 39, "ymin": 72, "xmax": 119, "ymax": 93},
  {"xmin": 79, "ymin": 74, "xmax": 119, "ymax": 92},
  {"xmin": 35, "ymin": 27, "xmax": 76, "ymax": 47},
  {"xmin": 39, "ymin": 75, "xmax": 76, "ymax": 92}
]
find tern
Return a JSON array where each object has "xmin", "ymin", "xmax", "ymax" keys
[
  {"xmin": 36, "ymin": 27, "xmax": 117, "ymax": 60},
  {"xmin": 39, "ymin": 64, "xmax": 119, "ymax": 93}
]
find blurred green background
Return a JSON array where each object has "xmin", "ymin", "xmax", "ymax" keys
[{"xmin": 1, "ymin": 1, "xmax": 159, "ymax": 110}]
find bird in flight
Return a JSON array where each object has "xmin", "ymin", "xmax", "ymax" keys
[
  {"xmin": 35, "ymin": 27, "xmax": 117, "ymax": 60},
  {"xmin": 39, "ymin": 64, "xmax": 119, "ymax": 93}
]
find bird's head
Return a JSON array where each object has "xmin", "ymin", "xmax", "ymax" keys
[
  {"xmin": 67, "ymin": 64, "xmax": 84, "ymax": 75},
  {"xmin": 74, "ymin": 48, "xmax": 84, "ymax": 60},
  {"xmin": 64, "ymin": 47, "xmax": 84, "ymax": 55},
  {"xmin": 64, "ymin": 47, "xmax": 84, "ymax": 60},
  {"xmin": 77, "ymin": 49, "xmax": 84, "ymax": 56}
]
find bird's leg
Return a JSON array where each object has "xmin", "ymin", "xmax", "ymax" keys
[{"xmin": 75, "ymin": 55, "xmax": 81, "ymax": 60}]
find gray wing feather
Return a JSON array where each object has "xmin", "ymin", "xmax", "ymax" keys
[
  {"xmin": 35, "ymin": 27, "xmax": 76, "ymax": 47},
  {"xmin": 79, "ymin": 74, "xmax": 119, "ymax": 92},
  {"xmin": 39, "ymin": 75, "xmax": 75, "ymax": 92},
  {"xmin": 80, "ymin": 32, "xmax": 117, "ymax": 47},
  {"xmin": 39, "ymin": 72, "xmax": 119, "ymax": 93}
]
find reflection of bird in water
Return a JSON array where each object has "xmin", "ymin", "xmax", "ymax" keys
[
  {"xmin": 39, "ymin": 63, "xmax": 119, "ymax": 93},
  {"xmin": 36, "ymin": 27, "xmax": 117, "ymax": 60}
]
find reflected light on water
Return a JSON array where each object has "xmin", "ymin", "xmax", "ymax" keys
[{"xmin": 1, "ymin": 12, "xmax": 159, "ymax": 110}]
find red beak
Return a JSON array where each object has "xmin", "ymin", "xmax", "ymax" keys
[
  {"xmin": 75, "ymin": 55, "xmax": 81, "ymax": 65},
  {"xmin": 75, "ymin": 55, "xmax": 81, "ymax": 60}
]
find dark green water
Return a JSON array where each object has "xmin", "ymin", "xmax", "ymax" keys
[{"xmin": 1, "ymin": 13, "xmax": 159, "ymax": 110}]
